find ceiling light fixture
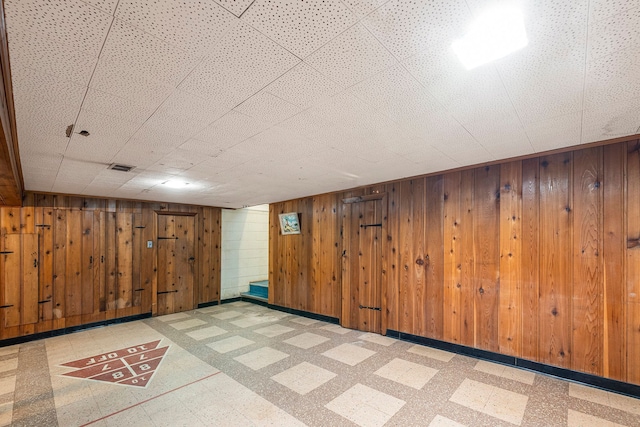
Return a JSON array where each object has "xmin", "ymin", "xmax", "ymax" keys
[
  {"xmin": 162, "ymin": 180, "xmax": 191, "ymax": 189},
  {"xmin": 452, "ymin": 6, "xmax": 528, "ymax": 70}
]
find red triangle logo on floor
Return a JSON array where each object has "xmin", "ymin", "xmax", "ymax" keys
[{"xmin": 60, "ymin": 340, "xmax": 170, "ymax": 388}]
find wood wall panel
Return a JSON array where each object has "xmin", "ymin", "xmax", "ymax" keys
[
  {"xmin": 0, "ymin": 193, "xmax": 222, "ymax": 341},
  {"xmin": 498, "ymin": 161, "xmax": 522, "ymax": 356},
  {"xmin": 269, "ymin": 138, "xmax": 640, "ymax": 386}
]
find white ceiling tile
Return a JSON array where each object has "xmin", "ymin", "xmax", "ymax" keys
[
  {"xmin": 14, "ymin": 101, "xmax": 78, "ymax": 146},
  {"xmin": 51, "ymin": 181, "xmax": 88, "ymax": 195},
  {"xmin": 362, "ymin": 0, "xmax": 469, "ymax": 60},
  {"xmin": 99, "ymin": 19, "xmax": 200, "ymax": 86},
  {"xmin": 156, "ymin": 90, "xmax": 234, "ymax": 126},
  {"xmin": 211, "ymin": 0, "xmax": 255, "ymax": 17},
  {"xmin": 63, "ymin": 109, "xmax": 141, "ymax": 163},
  {"xmin": 115, "ymin": 0, "xmax": 237, "ymax": 56},
  {"xmin": 313, "ymin": 91, "xmax": 397, "ymax": 131},
  {"xmin": 264, "ymin": 63, "xmax": 343, "ymax": 109},
  {"xmin": 147, "ymin": 149, "xmax": 209, "ymax": 175},
  {"xmin": 4, "ymin": 0, "xmax": 112, "ymax": 86},
  {"xmin": 589, "ymin": 0, "xmax": 637, "ymax": 22},
  {"xmin": 341, "ymin": 0, "xmax": 389, "ymax": 19},
  {"xmin": 234, "ymin": 92, "xmax": 302, "ymax": 126},
  {"xmin": 585, "ymin": 47, "xmax": 640, "ymax": 109},
  {"xmin": 186, "ymin": 111, "xmax": 271, "ymax": 152},
  {"xmin": 241, "ymin": 0, "xmax": 357, "ymax": 58},
  {"xmin": 277, "ymin": 109, "xmax": 338, "ymax": 141},
  {"xmin": 588, "ymin": 6, "xmax": 640, "ymax": 60},
  {"xmin": 582, "ymin": 97, "xmax": 640, "ymax": 144},
  {"xmin": 178, "ymin": 21, "xmax": 300, "ymax": 101},
  {"xmin": 305, "ymin": 23, "xmax": 398, "ymax": 87},
  {"xmin": 113, "ymin": 125, "xmax": 190, "ymax": 166},
  {"xmin": 83, "ymin": 0, "xmax": 119, "ymax": 15},
  {"xmin": 226, "ymin": 127, "xmax": 323, "ymax": 164},
  {"xmin": 523, "ymin": 111, "xmax": 583, "ymax": 152},
  {"xmin": 81, "ymin": 88, "xmax": 159, "ymax": 124}
]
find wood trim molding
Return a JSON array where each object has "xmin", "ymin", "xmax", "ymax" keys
[
  {"xmin": 154, "ymin": 211, "xmax": 198, "ymax": 216},
  {"xmin": 0, "ymin": 0, "xmax": 22, "ymax": 206}
]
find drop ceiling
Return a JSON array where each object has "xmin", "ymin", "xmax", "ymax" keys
[{"xmin": 5, "ymin": 0, "xmax": 640, "ymax": 208}]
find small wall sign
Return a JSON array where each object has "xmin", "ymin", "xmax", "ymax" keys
[{"xmin": 279, "ymin": 212, "xmax": 301, "ymax": 235}]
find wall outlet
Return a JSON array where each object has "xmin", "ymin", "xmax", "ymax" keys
[{"xmin": 147, "ymin": 240, "xmax": 153, "ymax": 248}]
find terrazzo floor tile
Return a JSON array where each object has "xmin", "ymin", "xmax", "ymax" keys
[
  {"xmin": 233, "ymin": 347, "xmax": 289, "ymax": 370},
  {"xmin": 474, "ymin": 360, "xmax": 536, "ymax": 385},
  {"xmin": 211, "ymin": 310, "xmax": 242, "ymax": 320},
  {"xmin": 359, "ymin": 332, "xmax": 397, "ymax": 347},
  {"xmin": 429, "ymin": 415, "xmax": 467, "ymax": 427},
  {"xmin": 0, "ymin": 357, "xmax": 18, "ymax": 373},
  {"xmin": 320, "ymin": 324, "xmax": 352, "ymax": 334},
  {"xmin": 271, "ymin": 362, "xmax": 337, "ymax": 395},
  {"xmin": 325, "ymin": 383, "xmax": 405, "ymax": 427},
  {"xmin": 450, "ymin": 378, "xmax": 529, "ymax": 425},
  {"xmin": 169, "ymin": 318, "xmax": 208, "ymax": 330},
  {"xmin": 567, "ymin": 409, "xmax": 625, "ymax": 427},
  {"xmin": 230, "ymin": 315, "xmax": 278, "ymax": 328},
  {"xmin": 374, "ymin": 357, "xmax": 438, "ymax": 389},
  {"xmin": 289, "ymin": 317, "xmax": 319, "ymax": 326},
  {"xmin": 186, "ymin": 325, "xmax": 228, "ymax": 340},
  {"xmin": 206, "ymin": 336, "xmax": 255, "ymax": 354},
  {"xmin": 407, "ymin": 344, "xmax": 456, "ymax": 362},
  {"xmin": 157, "ymin": 312, "xmax": 191, "ymax": 322},
  {"xmin": 322, "ymin": 343, "xmax": 376, "ymax": 366},
  {"xmin": 570, "ymin": 383, "xmax": 640, "ymax": 415},
  {"xmin": 254, "ymin": 324, "xmax": 295, "ymax": 337},
  {"xmin": 284, "ymin": 332, "xmax": 330, "ymax": 349}
]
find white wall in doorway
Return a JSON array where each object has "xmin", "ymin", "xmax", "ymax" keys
[{"xmin": 221, "ymin": 204, "xmax": 269, "ymax": 299}]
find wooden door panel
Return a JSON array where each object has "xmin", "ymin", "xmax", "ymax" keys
[
  {"xmin": 157, "ymin": 215, "xmax": 175, "ymax": 316},
  {"xmin": 2, "ymin": 234, "xmax": 22, "ymax": 327},
  {"xmin": 342, "ymin": 199, "xmax": 383, "ymax": 333},
  {"xmin": 22, "ymin": 233, "xmax": 39, "ymax": 325}
]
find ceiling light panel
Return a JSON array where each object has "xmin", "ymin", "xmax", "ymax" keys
[
  {"xmin": 305, "ymin": 23, "xmax": 398, "ymax": 87},
  {"xmin": 115, "ymin": 0, "xmax": 237, "ymax": 56},
  {"xmin": 4, "ymin": 0, "xmax": 112, "ymax": 86},
  {"xmin": 178, "ymin": 21, "xmax": 300, "ymax": 102},
  {"xmin": 234, "ymin": 92, "xmax": 302, "ymax": 126},
  {"xmin": 241, "ymin": 0, "xmax": 357, "ymax": 58},
  {"xmin": 363, "ymin": 0, "xmax": 469, "ymax": 60},
  {"xmin": 264, "ymin": 63, "xmax": 342, "ymax": 109}
]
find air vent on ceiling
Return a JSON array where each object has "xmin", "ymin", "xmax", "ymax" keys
[{"xmin": 108, "ymin": 163, "xmax": 135, "ymax": 172}]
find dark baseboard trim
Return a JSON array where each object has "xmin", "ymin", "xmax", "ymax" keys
[
  {"xmin": 220, "ymin": 297, "xmax": 242, "ymax": 304},
  {"xmin": 0, "ymin": 313, "xmax": 152, "ymax": 347},
  {"xmin": 240, "ymin": 297, "xmax": 339, "ymax": 324},
  {"xmin": 386, "ymin": 329, "xmax": 640, "ymax": 399},
  {"xmin": 197, "ymin": 300, "xmax": 221, "ymax": 308}
]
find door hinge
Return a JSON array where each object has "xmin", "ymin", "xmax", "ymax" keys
[
  {"xmin": 157, "ymin": 290, "xmax": 178, "ymax": 295},
  {"xmin": 134, "ymin": 288, "xmax": 145, "ymax": 292},
  {"xmin": 0, "ymin": 304, "xmax": 14, "ymax": 309},
  {"xmin": 38, "ymin": 300, "xmax": 51, "ymax": 304},
  {"xmin": 359, "ymin": 305, "xmax": 381, "ymax": 311},
  {"xmin": 158, "ymin": 237, "xmax": 178, "ymax": 240},
  {"xmin": 360, "ymin": 223, "xmax": 382, "ymax": 229},
  {"xmin": 0, "ymin": 251, "xmax": 14, "ymax": 255}
]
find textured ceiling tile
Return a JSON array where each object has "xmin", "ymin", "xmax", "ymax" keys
[
  {"xmin": 313, "ymin": 92, "xmax": 397, "ymax": 132},
  {"xmin": 156, "ymin": 90, "xmax": 235, "ymax": 125},
  {"xmin": 114, "ymin": 125, "xmax": 190, "ymax": 164},
  {"xmin": 142, "ymin": 109, "xmax": 210, "ymax": 139},
  {"xmin": 264, "ymin": 63, "xmax": 343, "ymax": 109},
  {"xmin": 178, "ymin": 21, "xmax": 300, "ymax": 101},
  {"xmin": 100, "ymin": 19, "xmax": 200, "ymax": 86},
  {"xmin": 524, "ymin": 111, "xmax": 583, "ymax": 152},
  {"xmin": 115, "ymin": 0, "xmax": 237, "ymax": 56},
  {"xmin": 14, "ymin": 101, "xmax": 78, "ymax": 145},
  {"xmin": 585, "ymin": 47, "xmax": 640, "ymax": 109},
  {"xmin": 89, "ymin": 62, "xmax": 176, "ymax": 105},
  {"xmin": 589, "ymin": 0, "xmax": 637, "ymax": 22},
  {"xmin": 582, "ymin": 97, "xmax": 640, "ymax": 144},
  {"xmin": 277, "ymin": 109, "xmax": 337, "ymax": 141},
  {"xmin": 5, "ymin": 0, "xmax": 112, "ymax": 86},
  {"xmin": 362, "ymin": 0, "xmax": 469, "ymax": 60},
  {"xmin": 187, "ymin": 111, "xmax": 271, "ymax": 151},
  {"xmin": 234, "ymin": 92, "xmax": 302, "ymax": 126},
  {"xmin": 83, "ymin": 0, "xmax": 119, "ymax": 14},
  {"xmin": 305, "ymin": 23, "xmax": 398, "ymax": 87},
  {"xmin": 211, "ymin": 0, "xmax": 255, "ymax": 17},
  {"xmin": 146, "ymin": 149, "xmax": 209, "ymax": 175},
  {"xmin": 241, "ymin": 0, "xmax": 357, "ymax": 58},
  {"xmin": 227, "ymin": 127, "xmax": 323, "ymax": 164},
  {"xmin": 588, "ymin": 6, "xmax": 640, "ymax": 60},
  {"xmin": 341, "ymin": 0, "xmax": 389, "ymax": 18},
  {"xmin": 81, "ymin": 88, "xmax": 159, "ymax": 124}
]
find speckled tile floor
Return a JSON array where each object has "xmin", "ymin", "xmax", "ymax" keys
[{"xmin": 1, "ymin": 301, "xmax": 639, "ymax": 426}]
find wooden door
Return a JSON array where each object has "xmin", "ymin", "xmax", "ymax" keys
[
  {"xmin": 342, "ymin": 198, "xmax": 383, "ymax": 333},
  {"xmin": 0, "ymin": 234, "xmax": 39, "ymax": 328},
  {"xmin": 157, "ymin": 215, "xmax": 196, "ymax": 315}
]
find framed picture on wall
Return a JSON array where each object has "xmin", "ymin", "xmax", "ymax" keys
[{"xmin": 279, "ymin": 212, "xmax": 301, "ymax": 235}]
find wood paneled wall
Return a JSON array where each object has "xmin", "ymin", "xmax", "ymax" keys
[
  {"xmin": 0, "ymin": 193, "xmax": 221, "ymax": 341},
  {"xmin": 269, "ymin": 139, "xmax": 640, "ymax": 385}
]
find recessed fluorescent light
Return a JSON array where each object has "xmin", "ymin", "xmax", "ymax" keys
[
  {"xmin": 162, "ymin": 180, "xmax": 191, "ymax": 189},
  {"xmin": 452, "ymin": 6, "xmax": 528, "ymax": 70}
]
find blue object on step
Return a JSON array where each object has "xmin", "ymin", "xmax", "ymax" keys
[{"xmin": 242, "ymin": 280, "xmax": 268, "ymax": 300}]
